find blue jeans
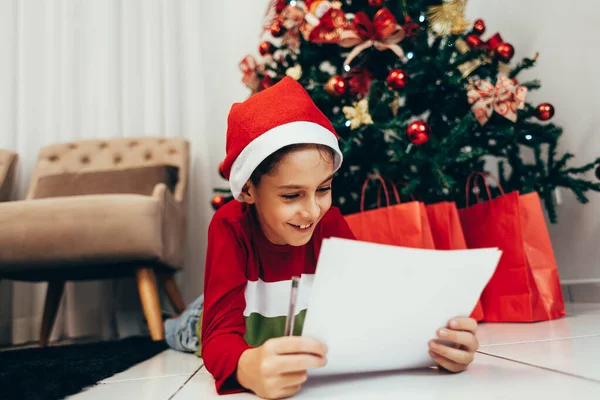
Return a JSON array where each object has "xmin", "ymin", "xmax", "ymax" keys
[{"xmin": 164, "ymin": 294, "xmax": 204, "ymax": 353}]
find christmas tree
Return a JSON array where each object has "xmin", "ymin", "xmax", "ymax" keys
[{"xmin": 214, "ymin": 0, "xmax": 600, "ymax": 222}]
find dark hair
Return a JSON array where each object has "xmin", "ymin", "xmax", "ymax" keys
[{"xmin": 249, "ymin": 144, "xmax": 335, "ymax": 186}]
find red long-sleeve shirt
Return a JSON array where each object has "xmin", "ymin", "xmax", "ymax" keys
[{"xmin": 201, "ymin": 200, "xmax": 355, "ymax": 394}]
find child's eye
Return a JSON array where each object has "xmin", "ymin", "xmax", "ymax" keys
[
  {"xmin": 281, "ymin": 193, "xmax": 299, "ymax": 200},
  {"xmin": 317, "ymin": 186, "xmax": 332, "ymax": 193}
]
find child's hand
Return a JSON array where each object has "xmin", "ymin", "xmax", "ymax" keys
[
  {"xmin": 428, "ymin": 317, "xmax": 479, "ymax": 373},
  {"xmin": 237, "ymin": 336, "xmax": 327, "ymax": 399}
]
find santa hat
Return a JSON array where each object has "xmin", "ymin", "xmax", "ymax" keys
[{"xmin": 221, "ymin": 77, "xmax": 343, "ymax": 200}]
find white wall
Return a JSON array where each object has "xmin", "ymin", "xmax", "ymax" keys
[
  {"xmin": 192, "ymin": 0, "xmax": 271, "ymax": 294},
  {"xmin": 464, "ymin": 0, "xmax": 600, "ymax": 285}
]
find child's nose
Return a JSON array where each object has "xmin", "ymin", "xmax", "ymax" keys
[{"xmin": 302, "ymin": 198, "xmax": 320, "ymax": 220}]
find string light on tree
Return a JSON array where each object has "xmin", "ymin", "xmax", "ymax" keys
[{"xmin": 536, "ymin": 103, "xmax": 555, "ymax": 121}]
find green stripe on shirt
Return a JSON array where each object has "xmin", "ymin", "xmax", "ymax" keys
[{"xmin": 244, "ymin": 310, "xmax": 307, "ymax": 347}]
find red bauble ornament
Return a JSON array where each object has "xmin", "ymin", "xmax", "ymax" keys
[
  {"xmin": 326, "ymin": 76, "xmax": 347, "ymax": 96},
  {"xmin": 218, "ymin": 162, "xmax": 226, "ymax": 180},
  {"xmin": 466, "ymin": 34, "xmax": 484, "ymax": 49},
  {"xmin": 536, "ymin": 103, "xmax": 555, "ymax": 121},
  {"xmin": 259, "ymin": 41, "xmax": 275, "ymax": 56},
  {"xmin": 402, "ymin": 15, "xmax": 420, "ymax": 37},
  {"xmin": 485, "ymin": 33, "xmax": 504, "ymax": 51},
  {"xmin": 511, "ymin": 77, "xmax": 519, "ymax": 85},
  {"xmin": 369, "ymin": 0, "xmax": 384, "ymax": 7},
  {"xmin": 347, "ymin": 67, "xmax": 372, "ymax": 98},
  {"xmin": 472, "ymin": 19, "xmax": 486, "ymax": 36},
  {"xmin": 495, "ymin": 43, "xmax": 515, "ymax": 62},
  {"xmin": 386, "ymin": 69, "xmax": 408, "ymax": 90},
  {"xmin": 211, "ymin": 195, "xmax": 226, "ymax": 211},
  {"xmin": 261, "ymin": 75, "xmax": 274, "ymax": 90},
  {"xmin": 275, "ymin": 0, "xmax": 286, "ymax": 13},
  {"xmin": 270, "ymin": 22, "xmax": 286, "ymax": 38},
  {"xmin": 406, "ymin": 120, "xmax": 431, "ymax": 145}
]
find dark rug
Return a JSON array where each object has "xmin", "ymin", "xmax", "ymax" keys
[{"xmin": 0, "ymin": 336, "xmax": 168, "ymax": 400}]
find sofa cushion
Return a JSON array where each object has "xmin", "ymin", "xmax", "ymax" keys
[
  {"xmin": 32, "ymin": 165, "xmax": 178, "ymax": 199},
  {"xmin": 0, "ymin": 194, "xmax": 184, "ymax": 274}
]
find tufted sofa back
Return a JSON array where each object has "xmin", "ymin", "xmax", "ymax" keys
[
  {"xmin": 0, "ymin": 149, "xmax": 18, "ymax": 202},
  {"xmin": 26, "ymin": 137, "xmax": 190, "ymax": 203}
]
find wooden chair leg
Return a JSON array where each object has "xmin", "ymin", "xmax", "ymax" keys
[
  {"xmin": 159, "ymin": 273, "xmax": 186, "ymax": 314},
  {"xmin": 136, "ymin": 268, "xmax": 164, "ymax": 341},
  {"xmin": 40, "ymin": 281, "xmax": 65, "ymax": 347}
]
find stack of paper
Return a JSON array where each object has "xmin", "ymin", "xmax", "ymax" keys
[{"xmin": 302, "ymin": 238, "xmax": 501, "ymax": 377}]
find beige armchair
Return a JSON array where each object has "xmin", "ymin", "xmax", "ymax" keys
[
  {"xmin": 0, "ymin": 149, "xmax": 18, "ymax": 202},
  {"xmin": 0, "ymin": 137, "xmax": 190, "ymax": 345}
]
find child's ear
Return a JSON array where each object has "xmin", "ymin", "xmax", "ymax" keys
[{"xmin": 239, "ymin": 181, "xmax": 256, "ymax": 204}]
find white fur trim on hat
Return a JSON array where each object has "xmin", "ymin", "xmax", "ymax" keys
[{"xmin": 229, "ymin": 121, "xmax": 343, "ymax": 200}]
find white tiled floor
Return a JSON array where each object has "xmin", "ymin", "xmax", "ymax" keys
[
  {"xmin": 479, "ymin": 335, "xmax": 600, "ymax": 382},
  {"xmin": 68, "ymin": 303, "xmax": 600, "ymax": 399},
  {"xmin": 478, "ymin": 303, "xmax": 600, "ymax": 347},
  {"xmin": 187, "ymin": 353, "xmax": 600, "ymax": 400}
]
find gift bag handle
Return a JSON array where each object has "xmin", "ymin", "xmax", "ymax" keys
[
  {"xmin": 377, "ymin": 181, "xmax": 415, "ymax": 208},
  {"xmin": 360, "ymin": 174, "xmax": 399, "ymax": 212},
  {"xmin": 465, "ymin": 171, "xmax": 505, "ymax": 207}
]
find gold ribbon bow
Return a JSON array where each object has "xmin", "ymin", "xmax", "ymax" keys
[{"xmin": 467, "ymin": 75, "xmax": 528, "ymax": 126}]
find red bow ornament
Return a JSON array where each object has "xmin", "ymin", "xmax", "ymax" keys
[
  {"xmin": 340, "ymin": 8, "xmax": 407, "ymax": 67},
  {"xmin": 467, "ymin": 75, "xmax": 528, "ymax": 126},
  {"xmin": 306, "ymin": 8, "xmax": 350, "ymax": 43},
  {"xmin": 239, "ymin": 55, "xmax": 262, "ymax": 92}
]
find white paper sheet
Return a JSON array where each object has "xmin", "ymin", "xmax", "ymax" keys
[{"xmin": 301, "ymin": 238, "xmax": 501, "ymax": 377}]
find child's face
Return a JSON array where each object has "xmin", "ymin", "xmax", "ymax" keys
[{"xmin": 244, "ymin": 146, "xmax": 335, "ymax": 246}]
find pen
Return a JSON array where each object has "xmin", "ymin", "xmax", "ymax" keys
[{"xmin": 284, "ymin": 276, "xmax": 300, "ymax": 336}]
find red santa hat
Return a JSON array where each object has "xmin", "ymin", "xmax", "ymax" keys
[{"xmin": 221, "ymin": 76, "xmax": 343, "ymax": 200}]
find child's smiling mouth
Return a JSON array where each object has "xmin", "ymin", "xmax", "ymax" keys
[{"xmin": 288, "ymin": 223, "xmax": 314, "ymax": 231}]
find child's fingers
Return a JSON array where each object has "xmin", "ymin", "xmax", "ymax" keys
[
  {"xmin": 437, "ymin": 328, "xmax": 479, "ymax": 352},
  {"xmin": 448, "ymin": 317, "xmax": 477, "ymax": 332},
  {"xmin": 279, "ymin": 371, "xmax": 308, "ymax": 387},
  {"xmin": 266, "ymin": 336, "xmax": 328, "ymax": 357},
  {"xmin": 276, "ymin": 354, "xmax": 328, "ymax": 373},
  {"xmin": 429, "ymin": 340, "xmax": 475, "ymax": 366},
  {"xmin": 429, "ymin": 350, "xmax": 468, "ymax": 373}
]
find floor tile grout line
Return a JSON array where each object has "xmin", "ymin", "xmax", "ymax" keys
[
  {"xmin": 479, "ymin": 332, "xmax": 600, "ymax": 348},
  {"xmin": 168, "ymin": 366, "xmax": 203, "ymax": 400},
  {"xmin": 100, "ymin": 373, "xmax": 198, "ymax": 384},
  {"xmin": 478, "ymin": 351, "xmax": 600, "ymax": 384}
]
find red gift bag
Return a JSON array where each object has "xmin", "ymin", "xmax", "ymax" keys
[
  {"xmin": 458, "ymin": 172, "xmax": 566, "ymax": 322},
  {"xmin": 426, "ymin": 201, "xmax": 485, "ymax": 322},
  {"xmin": 344, "ymin": 175, "xmax": 435, "ymax": 249}
]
